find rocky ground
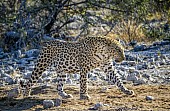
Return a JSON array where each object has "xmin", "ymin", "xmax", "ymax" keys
[
  {"xmin": 0, "ymin": 84, "xmax": 170, "ymax": 111},
  {"xmin": 0, "ymin": 40, "xmax": 170, "ymax": 110}
]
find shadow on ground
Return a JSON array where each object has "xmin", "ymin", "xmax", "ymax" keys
[{"xmin": 0, "ymin": 84, "xmax": 170, "ymax": 111}]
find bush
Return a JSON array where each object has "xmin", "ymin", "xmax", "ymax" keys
[
  {"xmin": 111, "ymin": 19, "xmax": 146, "ymax": 43},
  {"xmin": 143, "ymin": 21, "xmax": 170, "ymax": 41}
]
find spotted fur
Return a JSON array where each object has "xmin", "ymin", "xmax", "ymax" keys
[{"xmin": 19, "ymin": 36, "xmax": 134, "ymax": 99}]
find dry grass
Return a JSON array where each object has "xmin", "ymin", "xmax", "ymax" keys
[
  {"xmin": 108, "ymin": 19, "xmax": 147, "ymax": 43},
  {"xmin": 0, "ymin": 84, "xmax": 170, "ymax": 111}
]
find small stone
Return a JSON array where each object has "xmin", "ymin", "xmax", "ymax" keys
[
  {"xmin": 25, "ymin": 49, "xmax": 40, "ymax": 58},
  {"xmin": 66, "ymin": 78, "xmax": 72, "ymax": 84},
  {"xmin": 128, "ymin": 61, "xmax": 136, "ymax": 66},
  {"xmin": 100, "ymin": 87, "xmax": 108, "ymax": 93},
  {"xmin": 7, "ymin": 88, "xmax": 19, "ymax": 99},
  {"xmin": 129, "ymin": 67, "xmax": 135, "ymax": 73},
  {"xmin": 6, "ymin": 31, "xmax": 19, "ymax": 38},
  {"xmin": 18, "ymin": 58, "xmax": 29, "ymax": 64},
  {"xmin": 55, "ymin": 98, "xmax": 62, "ymax": 107},
  {"xmin": 155, "ymin": 62, "xmax": 161, "ymax": 67},
  {"xmin": 52, "ymin": 77, "xmax": 58, "ymax": 83},
  {"xmin": 134, "ymin": 78, "xmax": 147, "ymax": 85},
  {"xmin": 142, "ymin": 74, "xmax": 151, "ymax": 79},
  {"xmin": 0, "ymin": 69, "xmax": 5, "ymax": 75},
  {"xmin": 8, "ymin": 66, "xmax": 14, "ymax": 71},
  {"xmin": 1, "ymin": 73, "xmax": 10, "ymax": 78},
  {"xmin": 94, "ymin": 102, "xmax": 103, "ymax": 110},
  {"xmin": 89, "ymin": 102, "xmax": 103, "ymax": 110},
  {"xmin": 149, "ymin": 77, "xmax": 156, "ymax": 82},
  {"xmin": 148, "ymin": 58, "xmax": 155, "ymax": 64},
  {"xmin": 43, "ymin": 100, "xmax": 54, "ymax": 109},
  {"xmin": 42, "ymin": 71, "xmax": 49, "ymax": 78},
  {"xmin": 121, "ymin": 61, "xmax": 128, "ymax": 65},
  {"xmin": 146, "ymin": 96, "xmax": 154, "ymax": 101},
  {"xmin": 142, "ymin": 62, "xmax": 149, "ymax": 69},
  {"xmin": 127, "ymin": 74, "xmax": 138, "ymax": 82},
  {"xmin": 121, "ymin": 61, "xmax": 136, "ymax": 66},
  {"xmin": 37, "ymin": 78, "xmax": 43, "ymax": 83},
  {"xmin": 73, "ymin": 74, "xmax": 80, "ymax": 80},
  {"xmin": 43, "ymin": 77, "xmax": 52, "ymax": 82},
  {"xmin": 3, "ymin": 76, "xmax": 14, "ymax": 84},
  {"xmin": 23, "ymin": 72, "xmax": 32, "ymax": 79},
  {"xmin": 41, "ymin": 84, "xmax": 52, "ymax": 89},
  {"xmin": 89, "ymin": 74, "xmax": 98, "ymax": 81},
  {"xmin": 136, "ymin": 65, "xmax": 143, "ymax": 70},
  {"xmin": 159, "ymin": 60, "xmax": 166, "ymax": 65},
  {"xmin": 125, "ymin": 54, "xmax": 142, "ymax": 62},
  {"xmin": 134, "ymin": 44, "xmax": 147, "ymax": 52},
  {"xmin": 129, "ymin": 40, "xmax": 137, "ymax": 47}
]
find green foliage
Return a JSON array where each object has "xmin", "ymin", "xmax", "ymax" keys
[
  {"xmin": 0, "ymin": 0, "xmax": 170, "ymax": 51},
  {"xmin": 143, "ymin": 22, "xmax": 170, "ymax": 41}
]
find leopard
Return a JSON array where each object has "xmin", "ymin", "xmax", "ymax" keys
[{"xmin": 19, "ymin": 36, "xmax": 134, "ymax": 100}]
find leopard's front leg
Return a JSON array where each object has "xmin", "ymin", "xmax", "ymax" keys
[
  {"xmin": 102, "ymin": 62, "xmax": 134, "ymax": 95},
  {"xmin": 80, "ymin": 69, "xmax": 90, "ymax": 100},
  {"xmin": 57, "ymin": 72, "xmax": 73, "ymax": 99},
  {"xmin": 19, "ymin": 79, "xmax": 32, "ymax": 97}
]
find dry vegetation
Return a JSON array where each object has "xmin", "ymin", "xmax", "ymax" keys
[{"xmin": 0, "ymin": 84, "xmax": 170, "ymax": 111}]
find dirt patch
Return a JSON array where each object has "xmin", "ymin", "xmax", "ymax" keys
[{"xmin": 0, "ymin": 84, "xmax": 170, "ymax": 111}]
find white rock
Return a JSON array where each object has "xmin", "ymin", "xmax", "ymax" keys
[
  {"xmin": 1, "ymin": 73, "xmax": 11, "ymax": 78},
  {"xmin": 43, "ymin": 100, "xmax": 54, "ymax": 109},
  {"xmin": 94, "ymin": 102, "xmax": 103, "ymax": 109},
  {"xmin": 129, "ymin": 61, "xmax": 137, "ymax": 66},
  {"xmin": 146, "ymin": 96, "xmax": 154, "ymax": 101},
  {"xmin": 148, "ymin": 58, "xmax": 155, "ymax": 64},
  {"xmin": 100, "ymin": 87, "xmax": 108, "ymax": 93},
  {"xmin": 66, "ymin": 78, "xmax": 72, "ymax": 84},
  {"xmin": 141, "ymin": 62, "xmax": 149, "ymax": 69},
  {"xmin": 121, "ymin": 61, "xmax": 129, "ymax": 65},
  {"xmin": 89, "ymin": 75, "xmax": 98, "ymax": 81},
  {"xmin": 43, "ymin": 77, "xmax": 52, "ymax": 82},
  {"xmin": 89, "ymin": 102, "xmax": 104, "ymax": 110},
  {"xmin": 129, "ymin": 67, "xmax": 135, "ymax": 73},
  {"xmin": 73, "ymin": 74, "xmax": 80, "ymax": 80},
  {"xmin": 121, "ymin": 61, "xmax": 136, "ymax": 66},
  {"xmin": 136, "ymin": 65, "xmax": 143, "ymax": 70},
  {"xmin": 135, "ymin": 78, "xmax": 147, "ymax": 85},
  {"xmin": 118, "ymin": 66, "xmax": 129, "ymax": 71}
]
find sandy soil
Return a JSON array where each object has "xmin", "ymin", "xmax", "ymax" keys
[{"xmin": 0, "ymin": 84, "xmax": 170, "ymax": 111}]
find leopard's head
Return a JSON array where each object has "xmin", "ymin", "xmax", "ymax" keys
[{"xmin": 108, "ymin": 38, "xmax": 125, "ymax": 62}]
